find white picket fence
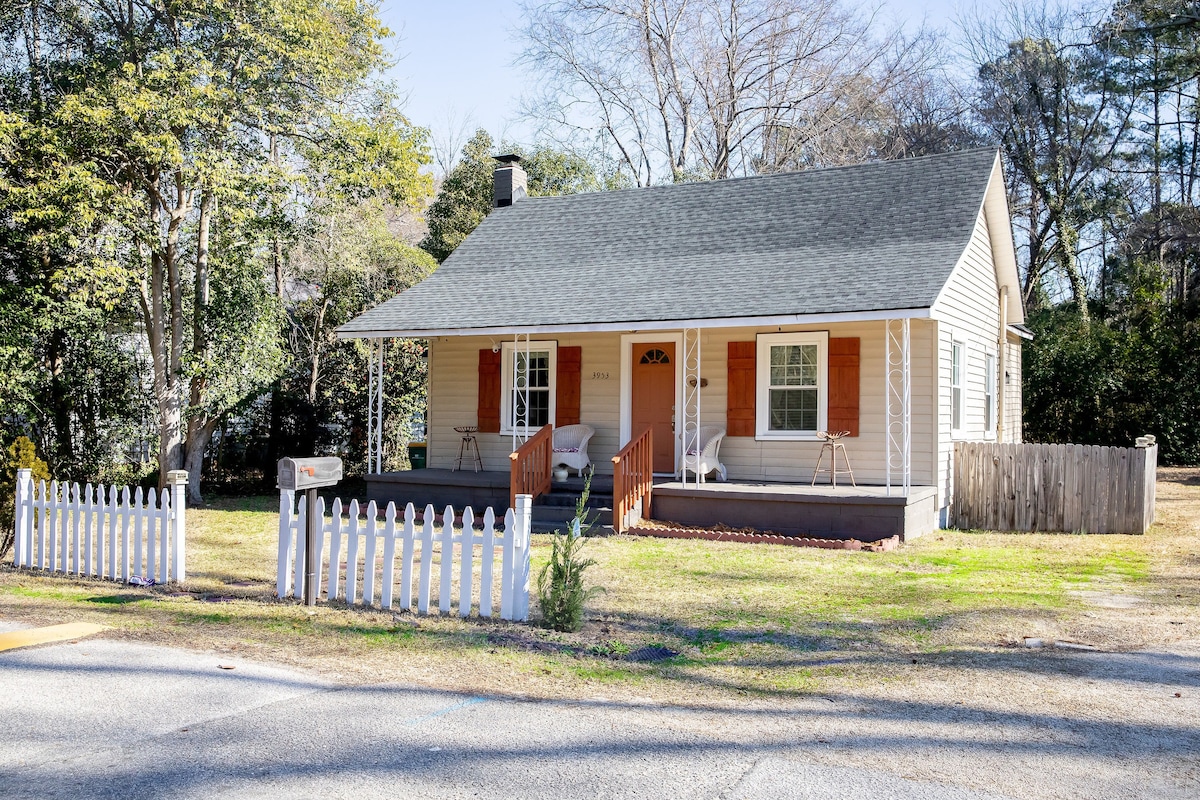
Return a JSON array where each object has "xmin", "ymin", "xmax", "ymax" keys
[
  {"xmin": 11, "ymin": 469, "xmax": 188, "ymax": 583},
  {"xmin": 276, "ymin": 492, "xmax": 531, "ymax": 621}
]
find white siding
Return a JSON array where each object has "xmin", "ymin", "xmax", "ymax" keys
[
  {"xmin": 426, "ymin": 322, "xmax": 938, "ymax": 486},
  {"xmin": 428, "ymin": 333, "xmax": 621, "ymax": 472},
  {"xmin": 1003, "ymin": 336, "xmax": 1023, "ymax": 442},
  {"xmin": 931, "ymin": 207, "xmax": 1022, "ymax": 523}
]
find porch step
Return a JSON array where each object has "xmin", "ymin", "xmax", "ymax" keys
[
  {"xmin": 530, "ymin": 515, "xmax": 615, "ymax": 535},
  {"xmin": 530, "ymin": 499, "xmax": 613, "ymax": 535},
  {"xmin": 537, "ymin": 489, "xmax": 610, "ymax": 509}
]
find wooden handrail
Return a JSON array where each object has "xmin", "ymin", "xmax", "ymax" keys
[
  {"xmin": 612, "ymin": 427, "xmax": 653, "ymax": 533},
  {"xmin": 509, "ymin": 424, "xmax": 554, "ymax": 508}
]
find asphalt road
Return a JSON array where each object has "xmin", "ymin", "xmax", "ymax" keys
[
  {"xmin": 0, "ymin": 627, "xmax": 1021, "ymax": 800},
  {"xmin": 2, "ymin": 621, "xmax": 1197, "ymax": 799}
]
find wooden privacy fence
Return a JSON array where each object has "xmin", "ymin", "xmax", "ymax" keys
[
  {"xmin": 277, "ymin": 491, "xmax": 531, "ymax": 621},
  {"xmin": 11, "ymin": 469, "xmax": 188, "ymax": 582},
  {"xmin": 952, "ymin": 438, "xmax": 1157, "ymax": 534}
]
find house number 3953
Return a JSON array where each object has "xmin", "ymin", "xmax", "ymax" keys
[{"xmin": 590, "ymin": 371, "xmax": 610, "ymax": 380}]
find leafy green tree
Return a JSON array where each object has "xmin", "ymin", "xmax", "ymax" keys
[
  {"xmin": 420, "ymin": 130, "xmax": 499, "ymax": 263},
  {"xmin": 1, "ymin": 1, "xmax": 431, "ymax": 501},
  {"xmin": 421, "ymin": 129, "xmax": 618, "ymax": 262},
  {"xmin": 285, "ymin": 199, "xmax": 437, "ymax": 469}
]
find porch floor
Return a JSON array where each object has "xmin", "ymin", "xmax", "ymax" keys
[{"xmin": 366, "ymin": 470, "xmax": 938, "ymax": 542}]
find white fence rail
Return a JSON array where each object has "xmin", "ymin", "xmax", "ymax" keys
[
  {"xmin": 276, "ymin": 492, "xmax": 531, "ymax": 621},
  {"xmin": 11, "ymin": 469, "xmax": 188, "ymax": 583}
]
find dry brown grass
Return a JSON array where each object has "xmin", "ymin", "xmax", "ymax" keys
[{"xmin": 2, "ymin": 472, "xmax": 1198, "ymax": 704}]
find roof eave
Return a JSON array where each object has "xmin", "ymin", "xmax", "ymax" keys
[{"xmin": 336, "ymin": 307, "xmax": 932, "ymax": 340}]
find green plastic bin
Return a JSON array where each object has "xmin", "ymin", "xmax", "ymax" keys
[{"xmin": 407, "ymin": 442, "xmax": 427, "ymax": 469}]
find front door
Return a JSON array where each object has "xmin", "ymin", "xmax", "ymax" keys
[{"xmin": 631, "ymin": 342, "xmax": 676, "ymax": 473}]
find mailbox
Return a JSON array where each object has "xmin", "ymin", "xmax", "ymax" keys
[{"xmin": 277, "ymin": 457, "xmax": 343, "ymax": 491}]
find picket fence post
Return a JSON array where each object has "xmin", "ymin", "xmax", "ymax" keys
[
  {"xmin": 277, "ymin": 489, "xmax": 295, "ymax": 598},
  {"xmin": 514, "ymin": 494, "xmax": 532, "ymax": 623},
  {"xmin": 14, "ymin": 469, "xmax": 31, "ymax": 567},
  {"xmin": 166, "ymin": 471, "xmax": 188, "ymax": 582}
]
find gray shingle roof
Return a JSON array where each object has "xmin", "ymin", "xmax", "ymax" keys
[{"xmin": 339, "ymin": 148, "xmax": 998, "ymax": 336}]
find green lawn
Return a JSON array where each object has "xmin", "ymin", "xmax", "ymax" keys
[{"xmin": 1, "ymin": 476, "xmax": 1190, "ymax": 702}]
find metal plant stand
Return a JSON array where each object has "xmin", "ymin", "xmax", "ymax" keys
[
  {"xmin": 454, "ymin": 426, "xmax": 483, "ymax": 472},
  {"xmin": 812, "ymin": 430, "xmax": 856, "ymax": 487}
]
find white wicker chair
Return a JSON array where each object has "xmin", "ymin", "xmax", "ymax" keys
[
  {"xmin": 552, "ymin": 424, "xmax": 595, "ymax": 477},
  {"xmin": 679, "ymin": 426, "xmax": 727, "ymax": 483}
]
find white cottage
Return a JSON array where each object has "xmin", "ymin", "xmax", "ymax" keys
[{"xmin": 339, "ymin": 148, "xmax": 1028, "ymax": 541}]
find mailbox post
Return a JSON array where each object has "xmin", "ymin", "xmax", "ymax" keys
[{"xmin": 277, "ymin": 457, "xmax": 343, "ymax": 606}]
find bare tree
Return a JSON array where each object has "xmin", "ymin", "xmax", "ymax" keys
[
  {"xmin": 958, "ymin": 0, "xmax": 1131, "ymax": 316},
  {"xmin": 519, "ymin": 0, "xmax": 933, "ymax": 183},
  {"xmin": 430, "ymin": 107, "xmax": 479, "ymax": 178}
]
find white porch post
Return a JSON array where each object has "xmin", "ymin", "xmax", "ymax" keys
[
  {"xmin": 885, "ymin": 319, "xmax": 912, "ymax": 496},
  {"xmin": 367, "ymin": 337, "xmax": 385, "ymax": 474},
  {"xmin": 681, "ymin": 327, "xmax": 701, "ymax": 486}
]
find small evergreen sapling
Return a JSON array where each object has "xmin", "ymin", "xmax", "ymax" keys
[{"xmin": 536, "ymin": 476, "xmax": 602, "ymax": 632}]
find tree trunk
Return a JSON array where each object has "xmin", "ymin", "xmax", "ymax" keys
[
  {"xmin": 141, "ymin": 182, "xmax": 185, "ymax": 480},
  {"xmin": 185, "ymin": 189, "xmax": 214, "ymax": 499},
  {"xmin": 183, "ymin": 417, "xmax": 220, "ymax": 506}
]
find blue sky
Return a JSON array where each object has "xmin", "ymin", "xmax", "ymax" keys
[{"xmin": 378, "ymin": 0, "xmax": 965, "ymax": 151}]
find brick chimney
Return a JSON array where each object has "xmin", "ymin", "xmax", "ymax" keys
[{"xmin": 493, "ymin": 154, "xmax": 527, "ymax": 208}]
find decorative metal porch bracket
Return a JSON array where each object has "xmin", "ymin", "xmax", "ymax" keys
[
  {"xmin": 511, "ymin": 332, "xmax": 531, "ymax": 452},
  {"xmin": 885, "ymin": 319, "xmax": 912, "ymax": 496},
  {"xmin": 681, "ymin": 328, "xmax": 702, "ymax": 487},
  {"xmin": 367, "ymin": 337, "xmax": 384, "ymax": 475}
]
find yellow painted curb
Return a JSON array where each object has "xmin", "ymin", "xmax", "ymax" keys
[{"xmin": 0, "ymin": 623, "xmax": 107, "ymax": 653}]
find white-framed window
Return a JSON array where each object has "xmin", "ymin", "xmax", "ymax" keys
[
  {"xmin": 755, "ymin": 331, "xmax": 828, "ymax": 440},
  {"xmin": 500, "ymin": 341, "xmax": 557, "ymax": 433},
  {"xmin": 951, "ymin": 338, "xmax": 965, "ymax": 434},
  {"xmin": 984, "ymin": 350, "xmax": 997, "ymax": 437}
]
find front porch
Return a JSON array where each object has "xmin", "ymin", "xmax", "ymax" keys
[{"xmin": 365, "ymin": 469, "xmax": 936, "ymax": 542}]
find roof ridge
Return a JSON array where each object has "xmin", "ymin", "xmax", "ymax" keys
[{"xmin": 511, "ymin": 147, "xmax": 998, "ymax": 204}]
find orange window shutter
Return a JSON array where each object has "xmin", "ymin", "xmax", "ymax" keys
[
  {"xmin": 727, "ymin": 341, "xmax": 756, "ymax": 437},
  {"xmin": 556, "ymin": 346, "xmax": 582, "ymax": 426},
  {"xmin": 828, "ymin": 337, "xmax": 860, "ymax": 437},
  {"xmin": 477, "ymin": 349, "xmax": 501, "ymax": 433}
]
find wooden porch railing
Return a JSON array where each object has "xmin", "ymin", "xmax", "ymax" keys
[
  {"xmin": 509, "ymin": 424, "xmax": 553, "ymax": 509},
  {"xmin": 612, "ymin": 427, "xmax": 653, "ymax": 534}
]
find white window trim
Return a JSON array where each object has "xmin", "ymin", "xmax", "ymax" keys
[
  {"xmin": 500, "ymin": 340, "xmax": 557, "ymax": 435},
  {"xmin": 755, "ymin": 331, "xmax": 828, "ymax": 441},
  {"xmin": 984, "ymin": 349, "xmax": 998, "ymax": 439},
  {"xmin": 950, "ymin": 336, "xmax": 966, "ymax": 438}
]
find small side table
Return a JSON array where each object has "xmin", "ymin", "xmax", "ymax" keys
[
  {"xmin": 811, "ymin": 430, "xmax": 856, "ymax": 487},
  {"xmin": 454, "ymin": 426, "xmax": 483, "ymax": 472}
]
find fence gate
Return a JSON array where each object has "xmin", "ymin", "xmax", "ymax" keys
[
  {"xmin": 11, "ymin": 469, "xmax": 188, "ymax": 583},
  {"xmin": 952, "ymin": 438, "xmax": 1157, "ymax": 534},
  {"xmin": 276, "ymin": 492, "xmax": 531, "ymax": 621}
]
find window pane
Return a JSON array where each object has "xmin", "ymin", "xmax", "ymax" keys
[
  {"xmin": 516, "ymin": 351, "xmax": 551, "ymax": 389},
  {"xmin": 769, "ymin": 344, "xmax": 817, "ymax": 387},
  {"xmin": 517, "ymin": 388, "xmax": 549, "ymax": 427},
  {"xmin": 952, "ymin": 387, "xmax": 962, "ymax": 430},
  {"xmin": 769, "ymin": 387, "xmax": 817, "ymax": 431},
  {"xmin": 514, "ymin": 387, "xmax": 550, "ymax": 428}
]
